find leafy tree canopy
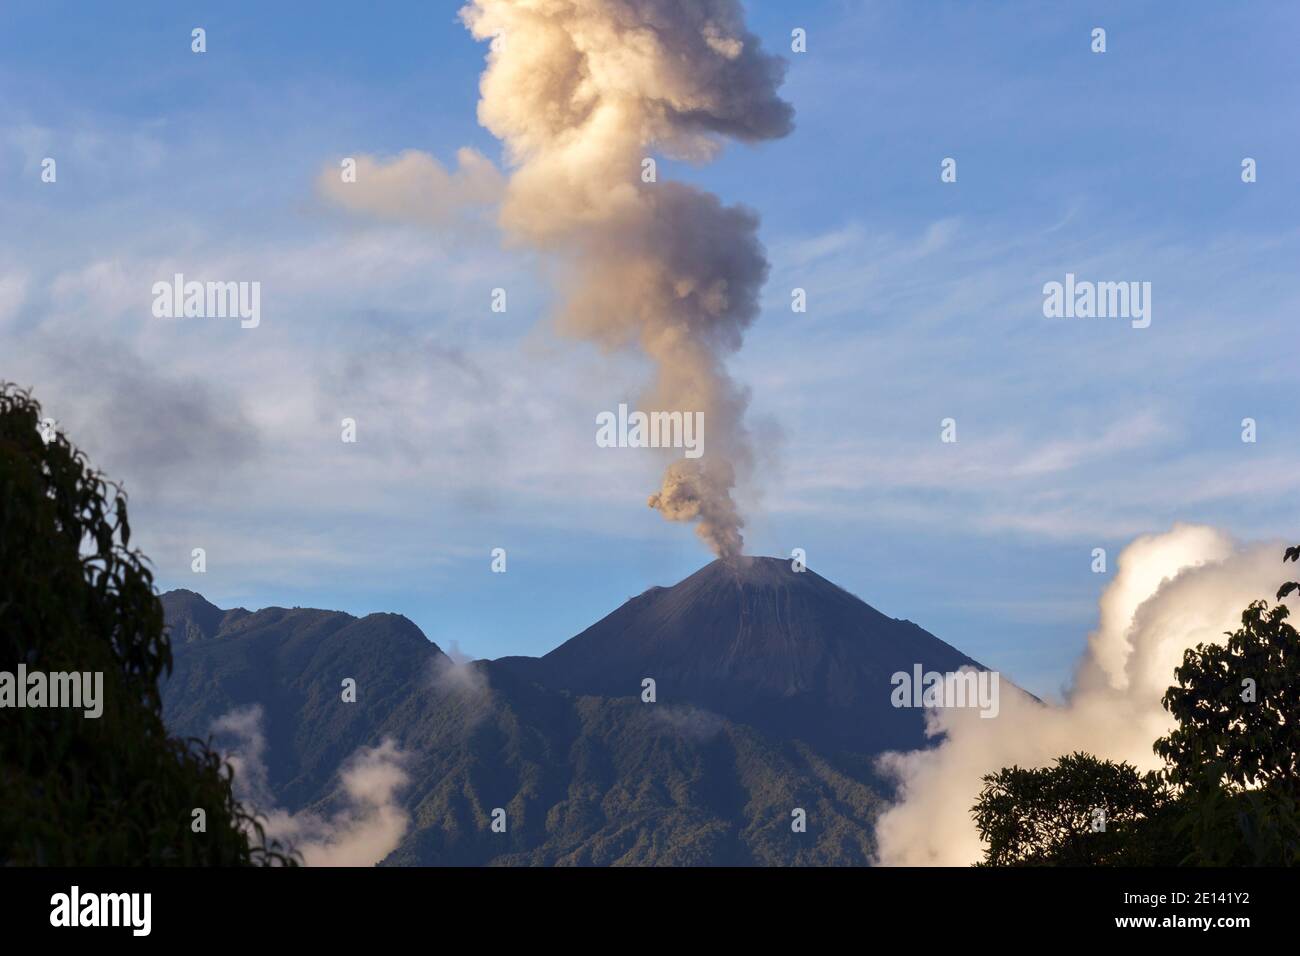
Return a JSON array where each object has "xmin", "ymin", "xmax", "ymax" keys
[
  {"xmin": 973, "ymin": 753, "xmax": 1175, "ymax": 866},
  {"xmin": 974, "ymin": 552, "xmax": 1300, "ymax": 866},
  {"xmin": 0, "ymin": 383, "xmax": 293, "ymax": 865}
]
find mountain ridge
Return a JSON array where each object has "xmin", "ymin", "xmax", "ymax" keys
[{"xmin": 158, "ymin": 557, "xmax": 991, "ymax": 864}]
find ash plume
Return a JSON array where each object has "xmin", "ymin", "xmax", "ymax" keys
[{"xmin": 461, "ymin": 0, "xmax": 793, "ymax": 557}]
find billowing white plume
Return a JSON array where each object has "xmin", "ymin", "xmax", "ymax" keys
[{"xmin": 873, "ymin": 524, "xmax": 1293, "ymax": 865}]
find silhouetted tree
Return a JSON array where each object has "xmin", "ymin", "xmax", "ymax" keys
[
  {"xmin": 974, "ymin": 547, "xmax": 1300, "ymax": 866},
  {"xmin": 1157, "ymin": 601, "xmax": 1299, "ymax": 795},
  {"xmin": 1154, "ymin": 597, "xmax": 1300, "ymax": 864},
  {"xmin": 0, "ymin": 383, "xmax": 294, "ymax": 865},
  {"xmin": 972, "ymin": 753, "xmax": 1176, "ymax": 865}
]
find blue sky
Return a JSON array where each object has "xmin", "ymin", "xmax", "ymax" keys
[{"xmin": 3, "ymin": 1, "xmax": 1297, "ymax": 698}]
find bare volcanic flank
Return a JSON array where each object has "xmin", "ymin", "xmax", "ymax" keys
[{"xmin": 502, "ymin": 556, "xmax": 986, "ymax": 753}]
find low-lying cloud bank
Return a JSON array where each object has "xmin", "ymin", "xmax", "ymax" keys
[
  {"xmin": 213, "ymin": 706, "xmax": 411, "ymax": 866},
  {"xmin": 874, "ymin": 523, "xmax": 1292, "ymax": 865}
]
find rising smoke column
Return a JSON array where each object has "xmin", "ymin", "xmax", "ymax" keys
[{"xmin": 461, "ymin": 0, "xmax": 793, "ymax": 557}]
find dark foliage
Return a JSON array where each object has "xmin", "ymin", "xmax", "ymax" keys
[
  {"xmin": 0, "ymin": 383, "xmax": 294, "ymax": 865},
  {"xmin": 973, "ymin": 753, "xmax": 1177, "ymax": 865},
  {"xmin": 1280, "ymin": 544, "xmax": 1299, "ymax": 601},
  {"xmin": 973, "ymin": 552, "xmax": 1300, "ymax": 866},
  {"xmin": 1154, "ymin": 598, "xmax": 1300, "ymax": 864},
  {"xmin": 1157, "ymin": 601, "xmax": 1299, "ymax": 795}
]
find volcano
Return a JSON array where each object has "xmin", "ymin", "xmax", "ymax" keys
[
  {"xmin": 496, "ymin": 556, "xmax": 986, "ymax": 753},
  {"xmin": 159, "ymin": 557, "xmax": 993, "ymax": 864}
]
